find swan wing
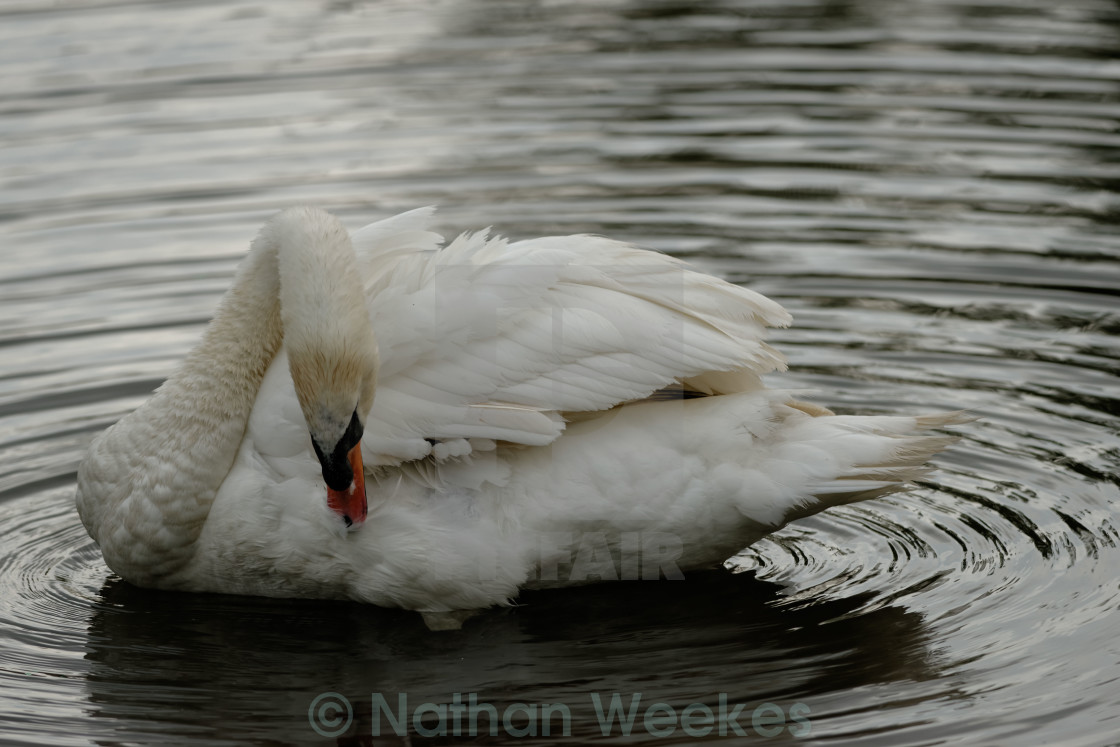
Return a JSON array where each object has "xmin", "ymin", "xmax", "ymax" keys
[{"xmin": 350, "ymin": 214, "xmax": 792, "ymax": 467}]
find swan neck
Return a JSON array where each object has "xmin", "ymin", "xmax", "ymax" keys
[{"xmin": 77, "ymin": 224, "xmax": 286, "ymax": 587}]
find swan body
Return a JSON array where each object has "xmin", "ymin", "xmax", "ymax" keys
[{"xmin": 77, "ymin": 207, "xmax": 961, "ymax": 617}]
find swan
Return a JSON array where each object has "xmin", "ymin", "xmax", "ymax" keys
[{"xmin": 76, "ymin": 206, "xmax": 963, "ymax": 626}]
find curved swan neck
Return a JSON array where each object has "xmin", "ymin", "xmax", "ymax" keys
[
  {"xmin": 176, "ymin": 233, "xmax": 284, "ymax": 412},
  {"xmin": 76, "ymin": 208, "xmax": 373, "ymax": 588}
]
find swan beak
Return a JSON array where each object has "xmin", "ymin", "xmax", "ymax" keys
[{"xmin": 326, "ymin": 444, "xmax": 366, "ymax": 530}]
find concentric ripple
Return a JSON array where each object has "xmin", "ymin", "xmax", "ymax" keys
[{"xmin": 1, "ymin": 0, "xmax": 1118, "ymax": 744}]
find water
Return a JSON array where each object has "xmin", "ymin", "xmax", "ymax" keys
[{"xmin": 1, "ymin": 0, "xmax": 1118, "ymax": 744}]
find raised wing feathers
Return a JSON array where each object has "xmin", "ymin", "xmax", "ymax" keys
[{"xmin": 350, "ymin": 212, "xmax": 791, "ymax": 467}]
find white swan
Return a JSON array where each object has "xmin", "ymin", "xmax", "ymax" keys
[{"xmin": 76, "ymin": 207, "xmax": 962, "ymax": 624}]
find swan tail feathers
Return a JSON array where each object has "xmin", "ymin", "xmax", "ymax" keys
[{"xmin": 775, "ymin": 410, "xmax": 972, "ymax": 524}]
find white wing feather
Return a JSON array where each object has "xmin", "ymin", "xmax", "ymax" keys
[{"xmin": 349, "ymin": 211, "xmax": 792, "ymax": 467}]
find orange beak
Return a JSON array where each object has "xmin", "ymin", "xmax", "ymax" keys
[{"xmin": 326, "ymin": 443, "xmax": 366, "ymax": 529}]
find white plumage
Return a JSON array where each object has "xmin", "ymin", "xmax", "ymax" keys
[{"xmin": 76, "ymin": 207, "xmax": 963, "ymax": 624}]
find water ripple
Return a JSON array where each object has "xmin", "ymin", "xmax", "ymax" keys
[{"xmin": 1, "ymin": 0, "xmax": 1118, "ymax": 744}]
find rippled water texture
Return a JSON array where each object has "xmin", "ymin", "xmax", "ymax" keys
[{"xmin": 2, "ymin": 1, "xmax": 1119, "ymax": 744}]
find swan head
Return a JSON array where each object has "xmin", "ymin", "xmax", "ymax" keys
[
  {"xmin": 269, "ymin": 206, "xmax": 379, "ymax": 529},
  {"xmin": 291, "ymin": 348, "xmax": 376, "ymax": 530}
]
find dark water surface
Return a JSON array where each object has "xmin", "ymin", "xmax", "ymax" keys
[{"xmin": 1, "ymin": 1, "xmax": 1119, "ymax": 744}]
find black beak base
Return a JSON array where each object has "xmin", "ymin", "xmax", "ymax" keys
[{"xmin": 311, "ymin": 409, "xmax": 363, "ymax": 491}]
